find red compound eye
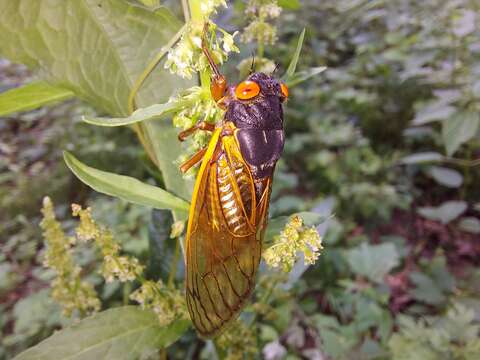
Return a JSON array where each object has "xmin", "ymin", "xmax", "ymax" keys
[
  {"xmin": 235, "ymin": 80, "xmax": 260, "ymax": 100},
  {"xmin": 280, "ymin": 83, "xmax": 289, "ymax": 98}
]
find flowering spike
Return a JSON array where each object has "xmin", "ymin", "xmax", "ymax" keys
[
  {"xmin": 40, "ymin": 197, "xmax": 100, "ymax": 317},
  {"xmin": 71, "ymin": 203, "xmax": 144, "ymax": 283},
  {"xmin": 263, "ymin": 215, "xmax": 323, "ymax": 272},
  {"xmin": 130, "ymin": 280, "xmax": 187, "ymax": 326}
]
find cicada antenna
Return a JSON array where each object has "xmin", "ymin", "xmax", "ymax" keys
[
  {"xmin": 201, "ymin": 22, "xmax": 227, "ymax": 103},
  {"xmin": 250, "ymin": 52, "xmax": 256, "ymax": 74},
  {"xmin": 201, "ymin": 22, "xmax": 222, "ymax": 79},
  {"xmin": 272, "ymin": 62, "xmax": 280, "ymax": 75}
]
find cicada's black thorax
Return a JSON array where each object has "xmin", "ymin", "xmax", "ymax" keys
[{"xmin": 224, "ymin": 72, "xmax": 285, "ymax": 180}]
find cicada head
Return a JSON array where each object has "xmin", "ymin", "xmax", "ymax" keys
[{"xmin": 224, "ymin": 72, "xmax": 288, "ymax": 130}]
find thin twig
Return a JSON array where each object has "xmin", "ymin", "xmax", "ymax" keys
[{"xmin": 442, "ymin": 156, "xmax": 480, "ymax": 167}]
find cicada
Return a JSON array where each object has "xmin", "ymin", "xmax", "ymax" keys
[{"xmin": 178, "ymin": 27, "xmax": 288, "ymax": 338}]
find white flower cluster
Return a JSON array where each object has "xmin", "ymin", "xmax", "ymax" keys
[
  {"xmin": 72, "ymin": 204, "xmax": 144, "ymax": 284},
  {"xmin": 102, "ymin": 255, "xmax": 143, "ymax": 283},
  {"xmin": 170, "ymin": 86, "xmax": 220, "ymax": 129},
  {"xmin": 130, "ymin": 281, "xmax": 187, "ymax": 326},
  {"xmin": 200, "ymin": 0, "xmax": 227, "ymax": 18},
  {"xmin": 165, "ymin": 24, "xmax": 239, "ymax": 79},
  {"xmin": 242, "ymin": 0, "xmax": 282, "ymax": 45},
  {"xmin": 41, "ymin": 197, "xmax": 100, "ymax": 317},
  {"xmin": 263, "ymin": 216, "xmax": 323, "ymax": 272},
  {"xmin": 169, "ymin": 87, "xmax": 224, "ymax": 176}
]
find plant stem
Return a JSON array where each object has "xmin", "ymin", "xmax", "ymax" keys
[
  {"xmin": 160, "ymin": 349, "xmax": 167, "ymax": 360},
  {"xmin": 257, "ymin": 39, "xmax": 264, "ymax": 58},
  {"xmin": 248, "ymin": 276, "xmax": 282, "ymax": 328},
  {"xmin": 131, "ymin": 124, "xmax": 158, "ymax": 167},
  {"xmin": 443, "ymin": 156, "xmax": 480, "ymax": 167},
  {"xmin": 181, "ymin": 0, "xmax": 190, "ymax": 22},
  {"xmin": 168, "ymin": 238, "xmax": 181, "ymax": 287},
  {"xmin": 188, "ymin": 0, "xmax": 211, "ymax": 88},
  {"xmin": 123, "ymin": 282, "xmax": 132, "ymax": 305}
]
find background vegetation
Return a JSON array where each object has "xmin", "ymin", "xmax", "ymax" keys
[{"xmin": 1, "ymin": 0, "xmax": 480, "ymax": 359}]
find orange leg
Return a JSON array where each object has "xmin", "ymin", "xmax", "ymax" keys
[
  {"xmin": 178, "ymin": 121, "xmax": 215, "ymax": 142},
  {"xmin": 180, "ymin": 147, "xmax": 208, "ymax": 173}
]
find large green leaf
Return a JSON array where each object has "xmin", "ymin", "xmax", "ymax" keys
[
  {"xmin": 138, "ymin": 0, "xmax": 160, "ymax": 7},
  {"xmin": 409, "ymin": 272, "xmax": 446, "ymax": 305},
  {"xmin": 83, "ymin": 99, "xmax": 192, "ymax": 127},
  {"xmin": 0, "ymin": 0, "xmax": 194, "ymax": 210},
  {"xmin": 345, "ymin": 243, "xmax": 400, "ymax": 283},
  {"xmin": 442, "ymin": 111, "xmax": 480, "ymax": 156},
  {"xmin": 459, "ymin": 217, "xmax": 480, "ymax": 234},
  {"xmin": 278, "ymin": 0, "xmax": 301, "ymax": 10},
  {"xmin": 64, "ymin": 151, "xmax": 190, "ymax": 218},
  {"xmin": 14, "ymin": 306, "xmax": 190, "ymax": 360},
  {"xmin": 400, "ymin": 152, "xmax": 444, "ymax": 164},
  {"xmin": 426, "ymin": 166, "xmax": 463, "ymax": 188},
  {"xmin": 0, "ymin": 81, "xmax": 74, "ymax": 116},
  {"xmin": 417, "ymin": 201, "xmax": 467, "ymax": 224}
]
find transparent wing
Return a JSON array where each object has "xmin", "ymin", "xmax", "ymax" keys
[{"xmin": 185, "ymin": 129, "xmax": 271, "ymax": 338}]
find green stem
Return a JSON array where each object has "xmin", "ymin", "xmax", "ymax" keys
[
  {"xmin": 188, "ymin": 0, "xmax": 211, "ymax": 89},
  {"xmin": 168, "ymin": 237, "xmax": 181, "ymax": 287},
  {"xmin": 248, "ymin": 275, "xmax": 282, "ymax": 328},
  {"xmin": 181, "ymin": 0, "xmax": 190, "ymax": 22},
  {"xmin": 443, "ymin": 156, "xmax": 480, "ymax": 167},
  {"xmin": 257, "ymin": 38, "xmax": 264, "ymax": 58},
  {"xmin": 123, "ymin": 282, "xmax": 132, "ymax": 305}
]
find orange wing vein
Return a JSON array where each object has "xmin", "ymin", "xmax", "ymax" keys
[{"xmin": 185, "ymin": 127, "xmax": 272, "ymax": 338}]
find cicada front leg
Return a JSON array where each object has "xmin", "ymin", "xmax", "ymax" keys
[
  {"xmin": 178, "ymin": 121, "xmax": 215, "ymax": 142},
  {"xmin": 178, "ymin": 121, "xmax": 215, "ymax": 172},
  {"xmin": 180, "ymin": 147, "xmax": 208, "ymax": 173}
]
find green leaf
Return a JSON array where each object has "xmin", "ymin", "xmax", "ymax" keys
[
  {"xmin": 0, "ymin": 0, "xmax": 194, "ymax": 219},
  {"xmin": 417, "ymin": 201, "xmax": 467, "ymax": 224},
  {"xmin": 0, "ymin": 81, "xmax": 74, "ymax": 117},
  {"xmin": 345, "ymin": 243, "xmax": 400, "ymax": 283},
  {"xmin": 83, "ymin": 99, "xmax": 191, "ymax": 127},
  {"xmin": 284, "ymin": 29, "xmax": 306, "ymax": 79},
  {"xmin": 63, "ymin": 151, "xmax": 190, "ymax": 218},
  {"xmin": 400, "ymin": 152, "xmax": 444, "ymax": 164},
  {"xmin": 138, "ymin": 0, "xmax": 160, "ymax": 7},
  {"xmin": 442, "ymin": 111, "xmax": 480, "ymax": 156},
  {"xmin": 412, "ymin": 103, "xmax": 456, "ymax": 125},
  {"xmin": 0, "ymin": 1, "xmax": 185, "ymax": 116},
  {"xmin": 400, "ymin": 151, "xmax": 443, "ymax": 165},
  {"xmin": 426, "ymin": 166, "xmax": 463, "ymax": 188},
  {"xmin": 286, "ymin": 67, "xmax": 327, "ymax": 88},
  {"xmin": 13, "ymin": 306, "xmax": 190, "ymax": 360},
  {"xmin": 313, "ymin": 315, "xmax": 355, "ymax": 359},
  {"xmin": 278, "ymin": 0, "xmax": 301, "ymax": 10},
  {"xmin": 147, "ymin": 209, "xmax": 179, "ymax": 282},
  {"xmin": 409, "ymin": 272, "xmax": 445, "ymax": 305},
  {"xmin": 458, "ymin": 217, "xmax": 480, "ymax": 234}
]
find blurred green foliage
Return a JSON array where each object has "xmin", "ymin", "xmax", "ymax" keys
[{"xmin": 1, "ymin": 0, "xmax": 480, "ymax": 359}]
